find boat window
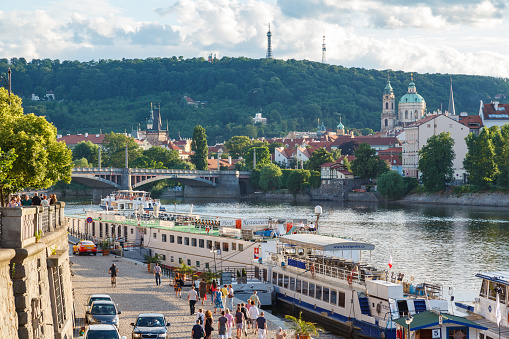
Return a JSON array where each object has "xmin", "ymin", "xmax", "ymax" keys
[
  {"xmin": 170, "ymin": 235, "xmax": 174, "ymax": 243},
  {"xmin": 162, "ymin": 234, "xmax": 167, "ymax": 242},
  {"xmin": 273, "ymin": 272, "xmax": 277, "ymax": 284},
  {"xmin": 105, "ymin": 223, "xmax": 109, "ymax": 236},
  {"xmin": 184, "ymin": 237, "xmax": 189, "ymax": 245},
  {"xmin": 177, "ymin": 236, "xmax": 182, "ymax": 244},
  {"xmin": 207, "ymin": 241, "xmax": 212, "ymax": 249},
  {"xmin": 191, "ymin": 238, "xmax": 197, "ymax": 247},
  {"xmin": 338, "ymin": 291, "xmax": 345, "ymax": 308},
  {"xmin": 239, "ymin": 244, "xmax": 244, "ymax": 251},
  {"xmin": 223, "ymin": 243, "xmax": 229, "ymax": 252},
  {"xmin": 179, "ymin": 258, "xmax": 182, "ymax": 264},
  {"xmin": 296, "ymin": 279, "xmax": 302, "ymax": 293},
  {"xmin": 199, "ymin": 239, "xmax": 204, "ymax": 248},
  {"xmin": 170, "ymin": 256, "xmax": 174, "ymax": 262},
  {"xmin": 99, "ymin": 224, "xmax": 103, "ymax": 238},
  {"xmin": 232, "ymin": 243, "xmax": 237, "ymax": 251},
  {"xmin": 489, "ymin": 282, "xmax": 506, "ymax": 302},
  {"xmin": 283, "ymin": 276, "xmax": 289, "ymax": 289},
  {"xmin": 316, "ymin": 286, "xmax": 322, "ymax": 300},
  {"xmin": 448, "ymin": 328, "xmax": 467, "ymax": 339},
  {"xmin": 323, "ymin": 287, "xmax": 329, "ymax": 303},
  {"xmin": 309, "ymin": 283, "xmax": 315, "ymax": 298},
  {"xmin": 187, "ymin": 259, "xmax": 191, "ymax": 266},
  {"xmin": 331, "ymin": 290, "xmax": 337, "ymax": 305},
  {"xmin": 302, "ymin": 281, "xmax": 308, "ymax": 296},
  {"xmin": 215, "ymin": 242, "xmax": 220, "ymax": 250},
  {"xmin": 153, "ymin": 232, "xmax": 157, "ymax": 239},
  {"xmin": 205, "ymin": 263, "xmax": 209, "ymax": 269},
  {"xmin": 196, "ymin": 261, "xmax": 200, "ymax": 267},
  {"xmin": 397, "ymin": 300, "xmax": 409, "ymax": 317},
  {"xmin": 290, "ymin": 277, "xmax": 296, "ymax": 291},
  {"xmin": 278, "ymin": 274, "xmax": 283, "ymax": 287}
]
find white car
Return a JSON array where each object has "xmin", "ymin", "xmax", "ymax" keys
[{"xmin": 80, "ymin": 324, "xmax": 126, "ymax": 339}]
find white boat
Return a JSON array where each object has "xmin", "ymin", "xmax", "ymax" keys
[
  {"xmin": 256, "ymin": 233, "xmax": 448, "ymax": 339},
  {"xmin": 99, "ymin": 190, "xmax": 166, "ymax": 215}
]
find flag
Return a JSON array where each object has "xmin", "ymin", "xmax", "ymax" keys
[
  {"xmin": 496, "ymin": 292, "xmax": 502, "ymax": 326},
  {"xmin": 388, "ymin": 254, "xmax": 393, "ymax": 269}
]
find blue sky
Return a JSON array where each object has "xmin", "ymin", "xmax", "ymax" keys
[{"xmin": 1, "ymin": 0, "xmax": 509, "ymax": 77}]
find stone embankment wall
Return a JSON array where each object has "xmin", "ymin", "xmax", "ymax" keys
[
  {"xmin": 402, "ymin": 192, "xmax": 509, "ymax": 207},
  {"xmin": 0, "ymin": 248, "xmax": 18, "ymax": 339}
]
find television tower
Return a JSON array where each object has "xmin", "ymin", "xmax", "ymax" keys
[
  {"xmin": 266, "ymin": 23, "xmax": 273, "ymax": 59},
  {"xmin": 322, "ymin": 35, "xmax": 326, "ymax": 63}
]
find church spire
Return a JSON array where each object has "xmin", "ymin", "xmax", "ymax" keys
[{"xmin": 448, "ymin": 77, "xmax": 456, "ymax": 115}]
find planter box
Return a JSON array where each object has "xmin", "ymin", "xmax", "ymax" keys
[{"xmin": 102, "ymin": 249, "xmax": 110, "ymax": 256}]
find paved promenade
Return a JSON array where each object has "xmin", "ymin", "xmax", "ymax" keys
[{"xmin": 71, "ymin": 251, "xmax": 290, "ymax": 338}]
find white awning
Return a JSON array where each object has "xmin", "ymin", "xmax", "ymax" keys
[{"xmin": 280, "ymin": 233, "xmax": 375, "ymax": 251}]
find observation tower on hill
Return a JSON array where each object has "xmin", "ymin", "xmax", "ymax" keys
[
  {"xmin": 266, "ymin": 23, "xmax": 273, "ymax": 59},
  {"xmin": 322, "ymin": 35, "xmax": 326, "ymax": 63}
]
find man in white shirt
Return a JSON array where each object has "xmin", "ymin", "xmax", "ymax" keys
[
  {"xmin": 188, "ymin": 286, "xmax": 198, "ymax": 315},
  {"xmin": 248, "ymin": 300, "xmax": 259, "ymax": 334},
  {"xmin": 196, "ymin": 308, "xmax": 205, "ymax": 329}
]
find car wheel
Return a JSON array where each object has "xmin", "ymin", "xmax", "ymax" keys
[{"xmin": 93, "ymin": 253, "xmax": 97, "ymax": 256}]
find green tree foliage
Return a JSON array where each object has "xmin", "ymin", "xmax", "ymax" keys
[
  {"xmin": 268, "ymin": 142, "xmax": 284, "ymax": 154},
  {"xmin": 225, "ymin": 136, "xmax": 252, "ymax": 158},
  {"xmin": 306, "ymin": 148, "xmax": 334, "ymax": 172},
  {"xmin": 351, "ymin": 143, "xmax": 389, "ymax": 179},
  {"xmin": 338, "ymin": 140, "xmax": 360, "ymax": 156},
  {"xmin": 190, "ymin": 125, "xmax": 208, "ymax": 170},
  {"xmin": 418, "ymin": 132, "xmax": 456, "ymax": 192},
  {"xmin": 73, "ymin": 158, "xmax": 90, "ymax": 167},
  {"xmin": 259, "ymin": 163, "xmax": 283, "ymax": 191},
  {"xmin": 72, "ymin": 141, "xmax": 99, "ymax": 166},
  {"xmin": 464, "ymin": 129, "xmax": 498, "ymax": 188},
  {"xmin": 142, "ymin": 146, "xmax": 189, "ymax": 169},
  {"xmin": 287, "ymin": 170, "xmax": 311, "ymax": 193},
  {"xmin": 496, "ymin": 125, "xmax": 509, "ymax": 188},
  {"xmin": 102, "ymin": 132, "xmax": 142, "ymax": 168},
  {"xmin": 378, "ymin": 171, "xmax": 407, "ymax": 200},
  {"xmin": 309, "ymin": 171, "xmax": 321, "ymax": 189},
  {"xmin": 280, "ymin": 169, "xmax": 293, "ymax": 189},
  {"xmin": 0, "ymin": 88, "xmax": 73, "ymax": 206},
  {"xmin": 245, "ymin": 146, "xmax": 271, "ymax": 169}
]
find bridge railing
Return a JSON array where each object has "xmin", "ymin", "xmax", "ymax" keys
[{"xmin": 72, "ymin": 167, "xmax": 251, "ymax": 176}]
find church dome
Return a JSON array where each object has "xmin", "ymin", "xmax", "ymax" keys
[
  {"xmin": 337, "ymin": 121, "xmax": 344, "ymax": 130},
  {"xmin": 384, "ymin": 81, "xmax": 393, "ymax": 94},
  {"xmin": 399, "ymin": 92, "xmax": 425, "ymax": 104}
]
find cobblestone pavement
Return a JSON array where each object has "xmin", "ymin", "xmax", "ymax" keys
[{"xmin": 71, "ymin": 252, "xmax": 291, "ymax": 338}]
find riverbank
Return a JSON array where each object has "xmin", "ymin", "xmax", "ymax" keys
[{"xmin": 401, "ymin": 191, "xmax": 509, "ymax": 207}]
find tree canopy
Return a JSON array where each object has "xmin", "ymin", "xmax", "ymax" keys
[
  {"xmin": 351, "ymin": 143, "xmax": 389, "ymax": 179},
  {"xmin": 306, "ymin": 148, "xmax": 334, "ymax": 172},
  {"xmin": 259, "ymin": 163, "xmax": 283, "ymax": 191},
  {"xmin": 191, "ymin": 125, "xmax": 208, "ymax": 170},
  {"xmin": 463, "ymin": 128, "xmax": 498, "ymax": 188},
  {"xmin": 418, "ymin": 132, "xmax": 455, "ymax": 191}
]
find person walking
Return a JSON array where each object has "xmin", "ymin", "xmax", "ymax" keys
[
  {"xmin": 225, "ymin": 308, "xmax": 234, "ymax": 339},
  {"xmin": 248, "ymin": 300, "xmax": 259, "ymax": 334},
  {"xmin": 217, "ymin": 310, "xmax": 229, "ymax": 339},
  {"xmin": 49, "ymin": 193, "xmax": 57, "ymax": 205},
  {"xmin": 211, "ymin": 280, "xmax": 218, "ymax": 305},
  {"xmin": 192, "ymin": 319, "xmax": 203, "ymax": 339},
  {"xmin": 214, "ymin": 285, "xmax": 224, "ymax": 314},
  {"xmin": 108, "ymin": 263, "xmax": 118, "ymax": 287},
  {"xmin": 204, "ymin": 310, "xmax": 213, "ymax": 339},
  {"xmin": 196, "ymin": 308, "xmax": 205, "ymax": 329},
  {"xmin": 153, "ymin": 263, "xmax": 162, "ymax": 286},
  {"xmin": 221, "ymin": 284, "xmax": 229, "ymax": 309},
  {"xmin": 256, "ymin": 311, "xmax": 267, "ymax": 339},
  {"xmin": 240, "ymin": 303, "xmax": 250, "ymax": 333},
  {"xmin": 199, "ymin": 278, "xmax": 207, "ymax": 305},
  {"xmin": 188, "ymin": 285, "xmax": 198, "ymax": 315},
  {"xmin": 227, "ymin": 284, "xmax": 235, "ymax": 311},
  {"xmin": 249, "ymin": 291, "xmax": 261, "ymax": 308},
  {"xmin": 234, "ymin": 306, "xmax": 244, "ymax": 339}
]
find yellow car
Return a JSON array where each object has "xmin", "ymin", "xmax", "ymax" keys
[{"xmin": 73, "ymin": 240, "xmax": 97, "ymax": 256}]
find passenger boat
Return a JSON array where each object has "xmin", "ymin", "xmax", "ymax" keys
[
  {"xmin": 256, "ymin": 233, "xmax": 448, "ymax": 339},
  {"xmin": 99, "ymin": 190, "xmax": 166, "ymax": 214}
]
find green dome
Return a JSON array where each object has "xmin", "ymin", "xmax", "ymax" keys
[
  {"xmin": 337, "ymin": 121, "xmax": 344, "ymax": 130},
  {"xmin": 399, "ymin": 93, "xmax": 425, "ymax": 104},
  {"xmin": 384, "ymin": 81, "xmax": 393, "ymax": 94}
]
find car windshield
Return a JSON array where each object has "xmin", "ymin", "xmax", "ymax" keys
[
  {"xmin": 136, "ymin": 317, "xmax": 165, "ymax": 327},
  {"xmin": 85, "ymin": 329, "xmax": 118, "ymax": 339},
  {"xmin": 91, "ymin": 304, "xmax": 116, "ymax": 315},
  {"xmin": 89, "ymin": 297, "xmax": 111, "ymax": 306},
  {"xmin": 82, "ymin": 241, "xmax": 94, "ymax": 245}
]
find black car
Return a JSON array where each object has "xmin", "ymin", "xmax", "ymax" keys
[
  {"xmin": 131, "ymin": 313, "xmax": 170, "ymax": 339},
  {"xmin": 86, "ymin": 300, "xmax": 121, "ymax": 328}
]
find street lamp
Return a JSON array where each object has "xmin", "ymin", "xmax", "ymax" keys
[
  {"xmin": 405, "ymin": 314, "xmax": 413, "ymax": 339},
  {"xmin": 0, "ymin": 67, "xmax": 12, "ymax": 105},
  {"xmin": 314, "ymin": 205, "xmax": 322, "ymax": 234}
]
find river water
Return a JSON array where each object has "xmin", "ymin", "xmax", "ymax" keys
[{"xmin": 65, "ymin": 197, "xmax": 509, "ymax": 303}]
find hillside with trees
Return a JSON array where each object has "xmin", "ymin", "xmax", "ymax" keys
[{"xmin": 2, "ymin": 57, "xmax": 509, "ymax": 144}]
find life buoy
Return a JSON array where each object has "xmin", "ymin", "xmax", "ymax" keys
[
  {"xmin": 206, "ymin": 227, "xmax": 210, "ymax": 234},
  {"xmin": 310, "ymin": 264, "xmax": 315, "ymax": 275},
  {"xmin": 376, "ymin": 303, "xmax": 382, "ymax": 314},
  {"xmin": 347, "ymin": 273, "xmax": 353, "ymax": 285}
]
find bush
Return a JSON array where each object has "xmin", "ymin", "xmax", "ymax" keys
[
  {"xmin": 280, "ymin": 169, "xmax": 293, "ymax": 189},
  {"xmin": 403, "ymin": 177, "xmax": 419, "ymax": 193},
  {"xmin": 259, "ymin": 163, "xmax": 283, "ymax": 191},
  {"xmin": 377, "ymin": 171, "xmax": 406, "ymax": 200},
  {"xmin": 250, "ymin": 168, "xmax": 261, "ymax": 190},
  {"xmin": 309, "ymin": 171, "xmax": 321, "ymax": 189},
  {"xmin": 287, "ymin": 170, "xmax": 311, "ymax": 193}
]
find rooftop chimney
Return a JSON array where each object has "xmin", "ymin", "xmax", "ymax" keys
[
  {"xmin": 85, "ymin": 133, "xmax": 88, "ymax": 137},
  {"xmin": 228, "ymin": 156, "xmax": 232, "ymax": 165},
  {"xmin": 494, "ymin": 101, "xmax": 499, "ymax": 110}
]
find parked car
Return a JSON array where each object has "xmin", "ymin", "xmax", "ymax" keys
[
  {"xmin": 73, "ymin": 240, "xmax": 97, "ymax": 255},
  {"xmin": 85, "ymin": 294, "xmax": 113, "ymax": 323},
  {"xmin": 86, "ymin": 300, "xmax": 121, "ymax": 328},
  {"xmin": 80, "ymin": 324, "xmax": 126, "ymax": 339},
  {"xmin": 131, "ymin": 313, "xmax": 171, "ymax": 339}
]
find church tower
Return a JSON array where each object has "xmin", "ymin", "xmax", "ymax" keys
[{"xmin": 381, "ymin": 77, "xmax": 396, "ymax": 131}]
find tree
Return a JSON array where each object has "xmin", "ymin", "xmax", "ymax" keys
[
  {"xmin": 306, "ymin": 148, "xmax": 334, "ymax": 172},
  {"xmin": 102, "ymin": 132, "xmax": 142, "ymax": 168},
  {"xmin": 268, "ymin": 141, "xmax": 284, "ymax": 154},
  {"xmin": 225, "ymin": 136, "xmax": 251, "ymax": 158},
  {"xmin": 351, "ymin": 143, "xmax": 389, "ymax": 179},
  {"xmin": 259, "ymin": 163, "xmax": 283, "ymax": 191},
  {"xmin": 496, "ymin": 124, "xmax": 509, "ymax": 188},
  {"xmin": 338, "ymin": 140, "xmax": 359, "ymax": 155},
  {"xmin": 287, "ymin": 169, "xmax": 311, "ymax": 193},
  {"xmin": 418, "ymin": 132, "xmax": 455, "ymax": 191},
  {"xmin": 245, "ymin": 146, "xmax": 270, "ymax": 169},
  {"xmin": 73, "ymin": 158, "xmax": 90, "ymax": 167},
  {"xmin": 0, "ymin": 88, "xmax": 73, "ymax": 206},
  {"xmin": 190, "ymin": 125, "xmax": 208, "ymax": 170},
  {"xmin": 72, "ymin": 141, "xmax": 99, "ymax": 166},
  {"xmin": 142, "ymin": 146, "xmax": 186, "ymax": 169},
  {"xmin": 377, "ymin": 171, "xmax": 406, "ymax": 200},
  {"xmin": 464, "ymin": 129, "xmax": 498, "ymax": 188}
]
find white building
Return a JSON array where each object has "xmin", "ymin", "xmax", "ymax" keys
[
  {"xmin": 479, "ymin": 100, "xmax": 509, "ymax": 129},
  {"xmin": 402, "ymin": 114, "xmax": 469, "ymax": 183},
  {"xmin": 252, "ymin": 112, "xmax": 267, "ymax": 124}
]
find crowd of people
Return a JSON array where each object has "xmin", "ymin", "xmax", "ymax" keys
[{"xmin": 7, "ymin": 192, "xmax": 58, "ymax": 207}]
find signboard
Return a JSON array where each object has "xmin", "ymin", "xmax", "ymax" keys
[
  {"xmin": 432, "ymin": 329, "xmax": 441, "ymax": 338},
  {"xmin": 221, "ymin": 272, "xmax": 232, "ymax": 285},
  {"xmin": 438, "ymin": 315, "xmax": 443, "ymax": 325},
  {"xmin": 254, "ymin": 247, "xmax": 259, "ymax": 255},
  {"xmin": 241, "ymin": 219, "xmax": 269, "ymax": 227},
  {"xmin": 86, "ymin": 217, "xmax": 93, "ymax": 223}
]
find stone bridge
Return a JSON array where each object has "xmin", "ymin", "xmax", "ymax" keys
[{"xmin": 71, "ymin": 168, "xmax": 251, "ymax": 199}]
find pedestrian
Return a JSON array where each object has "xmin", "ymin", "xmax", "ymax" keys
[
  {"xmin": 41, "ymin": 195, "xmax": 49, "ymax": 207},
  {"xmin": 204, "ymin": 310, "xmax": 213, "ymax": 339},
  {"xmin": 248, "ymin": 300, "xmax": 259, "ymax": 334},
  {"xmin": 227, "ymin": 284, "xmax": 235, "ymax": 311},
  {"xmin": 199, "ymin": 278, "xmax": 207, "ymax": 305},
  {"xmin": 196, "ymin": 308, "xmax": 205, "ymax": 329},
  {"xmin": 49, "ymin": 193, "xmax": 57, "ymax": 205},
  {"xmin": 217, "ymin": 310, "xmax": 229, "ymax": 339},
  {"xmin": 140, "ymin": 233, "xmax": 144, "ymax": 246},
  {"xmin": 153, "ymin": 263, "xmax": 162, "ymax": 286},
  {"xmin": 188, "ymin": 285, "xmax": 198, "ymax": 315},
  {"xmin": 225, "ymin": 308, "xmax": 234, "ymax": 339},
  {"xmin": 8, "ymin": 196, "xmax": 18, "ymax": 207},
  {"xmin": 221, "ymin": 284, "xmax": 229, "ymax": 308},
  {"xmin": 174, "ymin": 274, "xmax": 183, "ymax": 298},
  {"xmin": 256, "ymin": 311, "xmax": 267, "ymax": 339},
  {"xmin": 192, "ymin": 319, "xmax": 203, "ymax": 339},
  {"xmin": 249, "ymin": 291, "xmax": 261, "ymax": 308},
  {"xmin": 234, "ymin": 306, "xmax": 244, "ymax": 339},
  {"xmin": 21, "ymin": 195, "xmax": 32, "ymax": 206},
  {"xmin": 31, "ymin": 192, "xmax": 41, "ymax": 206},
  {"xmin": 276, "ymin": 327, "xmax": 287, "ymax": 339},
  {"xmin": 240, "ymin": 303, "xmax": 250, "ymax": 333},
  {"xmin": 214, "ymin": 285, "xmax": 224, "ymax": 314},
  {"xmin": 211, "ymin": 280, "xmax": 218, "ymax": 305}
]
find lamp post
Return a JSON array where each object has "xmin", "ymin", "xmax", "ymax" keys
[
  {"xmin": 0, "ymin": 67, "xmax": 12, "ymax": 105},
  {"xmin": 314, "ymin": 205, "xmax": 322, "ymax": 234},
  {"xmin": 405, "ymin": 314, "xmax": 413, "ymax": 339}
]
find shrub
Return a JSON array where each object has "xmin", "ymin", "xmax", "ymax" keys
[{"xmin": 377, "ymin": 171, "xmax": 406, "ymax": 200}]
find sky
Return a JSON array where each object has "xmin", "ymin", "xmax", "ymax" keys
[{"xmin": 1, "ymin": 0, "xmax": 509, "ymax": 77}]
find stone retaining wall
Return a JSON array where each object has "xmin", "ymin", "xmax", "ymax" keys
[{"xmin": 401, "ymin": 192, "xmax": 509, "ymax": 207}]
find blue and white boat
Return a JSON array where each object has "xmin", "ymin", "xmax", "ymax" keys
[{"xmin": 261, "ymin": 233, "xmax": 448, "ymax": 339}]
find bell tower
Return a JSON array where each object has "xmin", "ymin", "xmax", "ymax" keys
[{"xmin": 381, "ymin": 75, "xmax": 396, "ymax": 131}]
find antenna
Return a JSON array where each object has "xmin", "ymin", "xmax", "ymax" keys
[
  {"xmin": 266, "ymin": 23, "xmax": 273, "ymax": 59},
  {"xmin": 322, "ymin": 35, "xmax": 326, "ymax": 63}
]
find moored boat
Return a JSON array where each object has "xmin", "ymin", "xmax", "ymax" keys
[{"xmin": 99, "ymin": 190, "xmax": 166, "ymax": 214}]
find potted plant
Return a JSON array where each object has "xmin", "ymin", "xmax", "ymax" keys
[
  {"xmin": 201, "ymin": 269, "xmax": 221, "ymax": 293},
  {"xmin": 241, "ymin": 268, "xmax": 247, "ymax": 284},
  {"xmin": 144, "ymin": 254, "xmax": 162, "ymax": 272},
  {"xmin": 285, "ymin": 311, "xmax": 323, "ymax": 339},
  {"xmin": 236, "ymin": 270, "xmax": 242, "ymax": 284},
  {"xmin": 99, "ymin": 239, "xmax": 112, "ymax": 256}
]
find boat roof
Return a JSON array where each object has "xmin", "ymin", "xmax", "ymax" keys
[
  {"xmin": 280, "ymin": 234, "xmax": 375, "ymax": 251},
  {"xmin": 393, "ymin": 311, "xmax": 487, "ymax": 331},
  {"xmin": 476, "ymin": 271, "xmax": 509, "ymax": 285}
]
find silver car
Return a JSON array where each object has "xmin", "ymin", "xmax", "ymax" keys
[
  {"xmin": 82, "ymin": 324, "xmax": 126, "ymax": 339},
  {"xmin": 86, "ymin": 300, "xmax": 121, "ymax": 328},
  {"xmin": 85, "ymin": 294, "xmax": 113, "ymax": 323},
  {"xmin": 131, "ymin": 313, "xmax": 171, "ymax": 339}
]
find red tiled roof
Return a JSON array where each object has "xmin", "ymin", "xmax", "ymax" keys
[
  {"xmin": 338, "ymin": 170, "xmax": 354, "ymax": 175},
  {"xmin": 458, "ymin": 115, "xmax": 483, "ymax": 129},
  {"xmin": 379, "ymin": 147, "xmax": 402, "ymax": 154},
  {"xmin": 207, "ymin": 158, "xmax": 238, "ymax": 170},
  {"xmin": 482, "ymin": 102, "xmax": 509, "ymax": 120},
  {"xmin": 405, "ymin": 115, "xmax": 439, "ymax": 128},
  {"xmin": 56, "ymin": 134, "xmax": 106, "ymax": 145},
  {"xmin": 330, "ymin": 135, "xmax": 399, "ymax": 147}
]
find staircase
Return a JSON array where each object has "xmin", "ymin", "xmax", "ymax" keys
[
  {"xmin": 358, "ymin": 297, "xmax": 372, "ymax": 316},
  {"xmin": 414, "ymin": 299, "xmax": 427, "ymax": 313}
]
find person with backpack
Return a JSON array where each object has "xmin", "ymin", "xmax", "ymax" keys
[
  {"xmin": 196, "ymin": 308, "xmax": 205, "ymax": 329},
  {"xmin": 192, "ymin": 319, "xmax": 203, "ymax": 339},
  {"xmin": 234, "ymin": 306, "xmax": 244, "ymax": 339}
]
